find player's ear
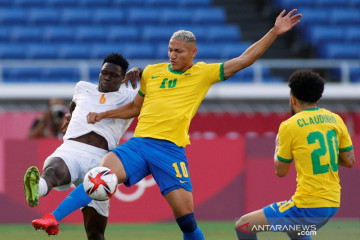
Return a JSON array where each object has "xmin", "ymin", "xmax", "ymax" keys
[
  {"xmin": 191, "ymin": 47, "xmax": 197, "ymax": 58},
  {"xmin": 290, "ymin": 95, "xmax": 297, "ymax": 106}
]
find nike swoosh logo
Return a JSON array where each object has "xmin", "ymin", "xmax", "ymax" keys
[
  {"xmin": 152, "ymin": 76, "xmax": 160, "ymax": 79},
  {"xmin": 180, "ymin": 180, "xmax": 188, "ymax": 183},
  {"xmin": 184, "ymin": 73, "xmax": 191, "ymax": 76}
]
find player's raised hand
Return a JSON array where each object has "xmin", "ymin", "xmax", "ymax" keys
[
  {"xmin": 122, "ymin": 67, "xmax": 142, "ymax": 89},
  {"xmin": 87, "ymin": 112, "xmax": 102, "ymax": 124},
  {"xmin": 61, "ymin": 113, "xmax": 71, "ymax": 133},
  {"xmin": 274, "ymin": 9, "xmax": 302, "ymax": 36}
]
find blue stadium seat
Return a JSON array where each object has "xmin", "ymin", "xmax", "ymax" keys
[
  {"xmin": 78, "ymin": 0, "xmax": 111, "ymax": 7},
  {"xmin": 316, "ymin": 0, "xmax": 350, "ymax": 8},
  {"xmin": 346, "ymin": 26, "xmax": 360, "ymax": 42},
  {"xmin": 195, "ymin": 43, "xmax": 221, "ymax": 59},
  {"xmin": 147, "ymin": 0, "xmax": 178, "ymax": 7},
  {"xmin": 26, "ymin": 44, "xmax": 59, "ymax": 59},
  {"xmin": 58, "ymin": 44, "xmax": 90, "ymax": 59},
  {"xmin": 309, "ymin": 26, "xmax": 344, "ymax": 45},
  {"xmin": 89, "ymin": 67, "xmax": 100, "ymax": 82},
  {"xmin": 43, "ymin": 68, "xmax": 80, "ymax": 82},
  {"xmin": 193, "ymin": 8, "xmax": 226, "ymax": 24},
  {"xmin": 219, "ymin": 42, "xmax": 251, "ymax": 59},
  {"xmin": 47, "ymin": 0, "xmax": 78, "ymax": 7},
  {"xmin": 179, "ymin": 0, "xmax": 211, "ymax": 7},
  {"xmin": 331, "ymin": 9, "xmax": 360, "ymax": 25},
  {"xmin": 128, "ymin": 8, "xmax": 159, "ymax": 24},
  {"xmin": 0, "ymin": 9, "xmax": 27, "ymax": 24},
  {"xmin": 298, "ymin": 8, "xmax": 329, "ymax": 31},
  {"xmin": 13, "ymin": 0, "xmax": 44, "ymax": 7},
  {"xmin": 113, "ymin": 0, "xmax": 145, "ymax": 7},
  {"xmin": 93, "ymin": 9, "xmax": 125, "ymax": 25},
  {"xmin": 28, "ymin": 9, "xmax": 60, "ymax": 25},
  {"xmin": 160, "ymin": 9, "xmax": 193, "ymax": 25},
  {"xmin": 10, "ymin": 27, "xmax": 43, "ymax": 42},
  {"xmin": 142, "ymin": 26, "xmax": 175, "ymax": 42},
  {"xmin": 108, "ymin": 26, "xmax": 140, "ymax": 42},
  {"xmin": 181, "ymin": 26, "xmax": 207, "ymax": 42},
  {"xmin": 276, "ymin": 0, "xmax": 315, "ymax": 9},
  {"xmin": 0, "ymin": 0, "xmax": 11, "ymax": 7},
  {"xmin": 0, "ymin": 28, "xmax": 10, "ymax": 42},
  {"xmin": 61, "ymin": 9, "xmax": 93, "ymax": 25},
  {"xmin": 208, "ymin": 25, "xmax": 240, "ymax": 42},
  {"xmin": 123, "ymin": 43, "xmax": 155, "ymax": 59},
  {"xmin": 155, "ymin": 42, "xmax": 169, "ymax": 59},
  {"xmin": 350, "ymin": 68, "xmax": 360, "ymax": 82},
  {"xmin": 90, "ymin": 44, "xmax": 121, "ymax": 59},
  {"xmin": 11, "ymin": 68, "xmax": 44, "ymax": 82},
  {"xmin": 43, "ymin": 26, "xmax": 75, "ymax": 42},
  {"xmin": 75, "ymin": 27, "xmax": 106, "ymax": 43},
  {"xmin": 0, "ymin": 44, "xmax": 27, "ymax": 59},
  {"xmin": 324, "ymin": 43, "xmax": 359, "ymax": 59}
]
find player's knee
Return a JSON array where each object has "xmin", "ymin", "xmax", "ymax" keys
[
  {"xmin": 235, "ymin": 215, "xmax": 248, "ymax": 229},
  {"xmin": 176, "ymin": 213, "xmax": 198, "ymax": 233}
]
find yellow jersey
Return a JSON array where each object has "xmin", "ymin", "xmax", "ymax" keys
[
  {"xmin": 277, "ymin": 107, "xmax": 353, "ymax": 208},
  {"xmin": 134, "ymin": 62, "xmax": 224, "ymax": 147}
]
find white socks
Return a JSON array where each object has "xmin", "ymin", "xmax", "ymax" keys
[{"xmin": 39, "ymin": 177, "xmax": 48, "ymax": 197}]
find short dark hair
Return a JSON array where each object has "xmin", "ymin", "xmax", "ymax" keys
[
  {"xmin": 289, "ymin": 69, "xmax": 325, "ymax": 103},
  {"xmin": 102, "ymin": 53, "xmax": 129, "ymax": 77}
]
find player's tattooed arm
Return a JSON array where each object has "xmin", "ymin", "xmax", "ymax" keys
[{"xmin": 339, "ymin": 149, "xmax": 355, "ymax": 168}]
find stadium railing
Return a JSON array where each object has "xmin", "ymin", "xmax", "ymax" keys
[{"xmin": 0, "ymin": 58, "xmax": 359, "ymax": 100}]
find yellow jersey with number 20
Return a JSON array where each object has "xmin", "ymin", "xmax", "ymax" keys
[
  {"xmin": 134, "ymin": 62, "xmax": 224, "ymax": 147},
  {"xmin": 277, "ymin": 107, "xmax": 353, "ymax": 208}
]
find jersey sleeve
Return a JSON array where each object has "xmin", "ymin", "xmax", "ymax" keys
[
  {"xmin": 336, "ymin": 115, "xmax": 353, "ymax": 152},
  {"xmin": 72, "ymin": 81, "xmax": 83, "ymax": 103},
  {"xmin": 200, "ymin": 62, "xmax": 224, "ymax": 85},
  {"xmin": 139, "ymin": 65, "xmax": 151, "ymax": 97},
  {"xmin": 277, "ymin": 122, "xmax": 293, "ymax": 163}
]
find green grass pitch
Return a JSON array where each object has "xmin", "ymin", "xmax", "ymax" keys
[{"xmin": 0, "ymin": 219, "xmax": 359, "ymax": 239}]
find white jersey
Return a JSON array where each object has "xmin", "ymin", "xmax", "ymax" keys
[{"xmin": 64, "ymin": 81, "xmax": 137, "ymax": 150}]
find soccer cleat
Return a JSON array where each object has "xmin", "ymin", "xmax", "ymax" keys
[
  {"xmin": 24, "ymin": 166, "xmax": 40, "ymax": 207},
  {"xmin": 32, "ymin": 213, "xmax": 59, "ymax": 236}
]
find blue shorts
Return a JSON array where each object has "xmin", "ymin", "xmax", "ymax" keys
[
  {"xmin": 111, "ymin": 137, "xmax": 192, "ymax": 196},
  {"xmin": 263, "ymin": 199, "xmax": 338, "ymax": 233}
]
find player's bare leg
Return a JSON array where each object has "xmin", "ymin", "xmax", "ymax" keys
[
  {"xmin": 99, "ymin": 152, "xmax": 127, "ymax": 184},
  {"xmin": 165, "ymin": 188, "xmax": 204, "ymax": 240},
  {"xmin": 42, "ymin": 157, "xmax": 71, "ymax": 192},
  {"xmin": 82, "ymin": 206, "xmax": 107, "ymax": 240},
  {"xmin": 235, "ymin": 209, "xmax": 269, "ymax": 239}
]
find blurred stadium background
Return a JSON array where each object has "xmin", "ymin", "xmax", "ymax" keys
[{"xmin": 0, "ymin": 0, "xmax": 359, "ymax": 239}]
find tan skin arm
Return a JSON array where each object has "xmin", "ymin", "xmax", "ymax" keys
[
  {"xmin": 339, "ymin": 149, "xmax": 355, "ymax": 168},
  {"xmin": 223, "ymin": 9, "xmax": 302, "ymax": 79},
  {"xmin": 273, "ymin": 134, "xmax": 291, "ymax": 177},
  {"xmin": 87, "ymin": 93, "xmax": 144, "ymax": 123}
]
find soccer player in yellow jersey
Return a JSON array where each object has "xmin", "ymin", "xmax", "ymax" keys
[
  {"xmin": 235, "ymin": 70, "xmax": 355, "ymax": 240},
  {"xmin": 33, "ymin": 9, "xmax": 302, "ymax": 240}
]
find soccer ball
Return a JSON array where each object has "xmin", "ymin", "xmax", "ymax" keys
[{"xmin": 83, "ymin": 166, "xmax": 118, "ymax": 201}]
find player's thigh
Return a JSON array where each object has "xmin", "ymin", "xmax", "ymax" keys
[
  {"xmin": 82, "ymin": 206, "xmax": 107, "ymax": 237},
  {"xmin": 100, "ymin": 152, "xmax": 127, "ymax": 183},
  {"xmin": 165, "ymin": 188, "xmax": 194, "ymax": 219},
  {"xmin": 236, "ymin": 209, "xmax": 269, "ymax": 233}
]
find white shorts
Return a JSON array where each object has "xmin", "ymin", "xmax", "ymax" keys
[{"xmin": 43, "ymin": 140, "xmax": 111, "ymax": 217}]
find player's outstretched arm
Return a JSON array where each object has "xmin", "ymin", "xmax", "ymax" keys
[
  {"xmin": 223, "ymin": 9, "xmax": 302, "ymax": 79},
  {"xmin": 87, "ymin": 93, "xmax": 144, "ymax": 124},
  {"xmin": 339, "ymin": 149, "xmax": 355, "ymax": 168}
]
